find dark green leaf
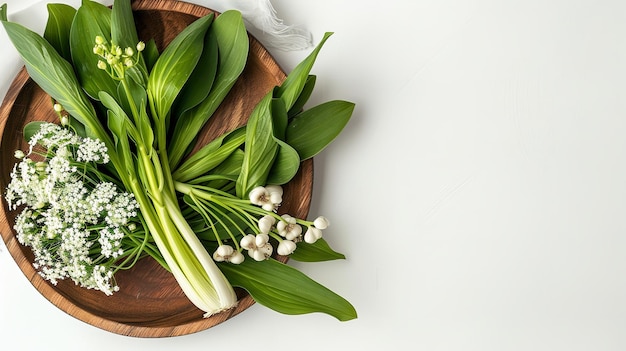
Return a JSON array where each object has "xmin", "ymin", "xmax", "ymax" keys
[
  {"xmin": 173, "ymin": 29, "xmax": 219, "ymax": 116},
  {"xmin": 23, "ymin": 122, "xmax": 47, "ymax": 142},
  {"xmin": 290, "ymin": 238, "xmax": 346, "ymax": 262},
  {"xmin": 235, "ymin": 93, "xmax": 278, "ymax": 198},
  {"xmin": 173, "ymin": 126, "xmax": 245, "ymax": 183},
  {"xmin": 147, "ymin": 14, "xmax": 213, "ymax": 121},
  {"xmin": 287, "ymin": 75, "xmax": 316, "ymax": 118},
  {"xmin": 168, "ymin": 10, "xmax": 249, "ymax": 168},
  {"xmin": 275, "ymin": 32, "xmax": 333, "ymax": 111},
  {"xmin": 70, "ymin": 0, "xmax": 118, "ymax": 100},
  {"xmin": 219, "ymin": 258, "xmax": 357, "ymax": 321},
  {"xmin": 286, "ymin": 100, "xmax": 354, "ymax": 160},
  {"xmin": 44, "ymin": 3, "xmax": 76, "ymax": 61},
  {"xmin": 111, "ymin": 0, "xmax": 139, "ymax": 50},
  {"xmin": 1, "ymin": 19, "xmax": 108, "ymax": 144}
]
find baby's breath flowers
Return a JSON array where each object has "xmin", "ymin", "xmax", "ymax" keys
[{"xmin": 5, "ymin": 123, "xmax": 150, "ymax": 295}]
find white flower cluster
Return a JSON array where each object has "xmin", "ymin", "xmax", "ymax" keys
[
  {"xmin": 5, "ymin": 123, "xmax": 138, "ymax": 295},
  {"xmin": 212, "ymin": 185, "xmax": 330, "ymax": 264}
]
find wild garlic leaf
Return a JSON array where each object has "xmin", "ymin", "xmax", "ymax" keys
[
  {"xmin": 266, "ymin": 97, "xmax": 300, "ymax": 185},
  {"xmin": 1, "ymin": 20, "xmax": 106, "ymax": 142},
  {"xmin": 236, "ymin": 93, "xmax": 279, "ymax": 198},
  {"xmin": 286, "ymin": 100, "xmax": 354, "ymax": 160},
  {"xmin": 147, "ymin": 14, "xmax": 213, "ymax": 121},
  {"xmin": 173, "ymin": 29, "xmax": 219, "ymax": 117},
  {"xmin": 287, "ymin": 75, "xmax": 316, "ymax": 118},
  {"xmin": 275, "ymin": 32, "xmax": 333, "ymax": 111},
  {"xmin": 289, "ymin": 238, "xmax": 346, "ymax": 262},
  {"xmin": 168, "ymin": 10, "xmax": 249, "ymax": 168},
  {"xmin": 219, "ymin": 258, "xmax": 357, "ymax": 321},
  {"xmin": 111, "ymin": 0, "xmax": 139, "ymax": 51},
  {"xmin": 173, "ymin": 126, "xmax": 246, "ymax": 183},
  {"xmin": 70, "ymin": 0, "xmax": 118, "ymax": 101},
  {"xmin": 43, "ymin": 3, "xmax": 76, "ymax": 62}
]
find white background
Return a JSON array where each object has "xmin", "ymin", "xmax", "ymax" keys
[{"xmin": 2, "ymin": 0, "xmax": 626, "ymax": 350}]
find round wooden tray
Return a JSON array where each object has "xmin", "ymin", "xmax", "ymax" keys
[{"xmin": 0, "ymin": 0, "xmax": 313, "ymax": 338}]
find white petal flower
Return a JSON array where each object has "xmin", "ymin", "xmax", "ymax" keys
[
  {"xmin": 249, "ymin": 186, "xmax": 269, "ymax": 206},
  {"xmin": 266, "ymin": 185, "xmax": 283, "ymax": 205},
  {"xmin": 240, "ymin": 234, "xmax": 256, "ymax": 250},
  {"xmin": 277, "ymin": 240, "xmax": 297, "ymax": 256},
  {"xmin": 255, "ymin": 233, "xmax": 270, "ymax": 247}
]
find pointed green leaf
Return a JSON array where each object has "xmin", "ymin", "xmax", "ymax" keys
[
  {"xmin": 289, "ymin": 238, "xmax": 346, "ymax": 262},
  {"xmin": 236, "ymin": 93, "xmax": 279, "ymax": 198},
  {"xmin": 286, "ymin": 100, "xmax": 354, "ymax": 160},
  {"xmin": 168, "ymin": 10, "xmax": 249, "ymax": 168},
  {"xmin": 111, "ymin": 0, "xmax": 139, "ymax": 50},
  {"xmin": 70, "ymin": 0, "xmax": 118, "ymax": 100},
  {"xmin": 44, "ymin": 3, "xmax": 76, "ymax": 61},
  {"xmin": 287, "ymin": 75, "xmax": 316, "ymax": 118},
  {"xmin": 147, "ymin": 14, "xmax": 213, "ymax": 121},
  {"xmin": 275, "ymin": 32, "xmax": 333, "ymax": 111},
  {"xmin": 219, "ymin": 258, "xmax": 357, "ymax": 321},
  {"xmin": 174, "ymin": 28, "xmax": 219, "ymax": 116}
]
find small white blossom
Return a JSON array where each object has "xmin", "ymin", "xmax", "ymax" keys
[
  {"xmin": 240, "ymin": 234, "xmax": 273, "ymax": 261},
  {"xmin": 277, "ymin": 214, "xmax": 302, "ymax": 240}
]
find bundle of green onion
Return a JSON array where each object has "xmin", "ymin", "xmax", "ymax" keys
[{"xmin": 0, "ymin": 0, "xmax": 356, "ymax": 321}]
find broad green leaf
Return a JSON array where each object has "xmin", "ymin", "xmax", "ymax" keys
[
  {"xmin": 173, "ymin": 126, "xmax": 245, "ymax": 183},
  {"xmin": 23, "ymin": 122, "xmax": 47, "ymax": 141},
  {"xmin": 70, "ymin": 0, "xmax": 118, "ymax": 100},
  {"xmin": 219, "ymin": 258, "xmax": 357, "ymax": 321},
  {"xmin": 173, "ymin": 29, "xmax": 219, "ymax": 116},
  {"xmin": 1, "ymin": 20, "xmax": 108, "ymax": 144},
  {"xmin": 111, "ymin": 0, "xmax": 139, "ymax": 50},
  {"xmin": 168, "ymin": 10, "xmax": 249, "ymax": 168},
  {"xmin": 286, "ymin": 100, "xmax": 354, "ymax": 160},
  {"xmin": 236, "ymin": 93, "xmax": 279, "ymax": 198},
  {"xmin": 289, "ymin": 238, "xmax": 346, "ymax": 262},
  {"xmin": 43, "ymin": 3, "xmax": 76, "ymax": 61},
  {"xmin": 287, "ymin": 75, "xmax": 316, "ymax": 118},
  {"xmin": 275, "ymin": 32, "xmax": 333, "ymax": 111},
  {"xmin": 266, "ymin": 139, "xmax": 300, "ymax": 185},
  {"xmin": 267, "ymin": 97, "xmax": 300, "ymax": 185},
  {"xmin": 147, "ymin": 14, "xmax": 213, "ymax": 121}
]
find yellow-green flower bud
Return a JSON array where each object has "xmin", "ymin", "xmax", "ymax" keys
[
  {"xmin": 124, "ymin": 47, "xmax": 134, "ymax": 57},
  {"xmin": 95, "ymin": 35, "xmax": 105, "ymax": 45},
  {"xmin": 97, "ymin": 60, "xmax": 107, "ymax": 70},
  {"xmin": 53, "ymin": 103, "xmax": 63, "ymax": 112},
  {"xmin": 136, "ymin": 41, "xmax": 145, "ymax": 52}
]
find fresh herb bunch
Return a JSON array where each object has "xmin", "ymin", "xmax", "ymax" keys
[{"xmin": 1, "ymin": 0, "xmax": 356, "ymax": 322}]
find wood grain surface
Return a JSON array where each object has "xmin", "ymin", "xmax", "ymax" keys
[{"xmin": 0, "ymin": 0, "xmax": 313, "ymax": 338}]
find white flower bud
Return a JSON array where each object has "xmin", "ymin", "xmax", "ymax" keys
[
  {"xmin": 60, "ymin": 116, "xmax": 69, "ymax": 126},
  {"xmin": 266, "ymin": 184, "xmax": 283, "ymax": 205},
  {"xmin": 14, "ymin": 150, "xmax": 24, "ymax": 159},
  {"xmin": 240, "ymin": 234, "xmax": 256, "ymax": 250},
  {"xmin": 136, "ymin": 41, "xmax": 145, "ymax": 52},
  {"xmin": 258, "ymin": 215, "xmax": 275, "ymax": 234},
  {"xmin": 277, "ymin": 240, "xmax": 297, "ymax": 256},
  {"xmin": 255, "ymin": 233, "xmax": 269, "ymax": 247},
  {"xmin": 229, "ymin": 251, "xmax": 245, "ymax": 264},
  {"xmin": 304, "ymin": 227, "xmax": 323, "ymax": 244},
  {"xmin": 53, "ymin": 103, "xmax": 63, "ymax": 112},
  {"xmin": 313, "ymin": 216, "xmax": 330, "ymax": 230},
  {"xmin": 249, "ymin": 186, "xmax": 269, "ymax": 205},
  {"xmin": 125, "ymin": 47, "xmax": 134, "ymax": 57}
]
